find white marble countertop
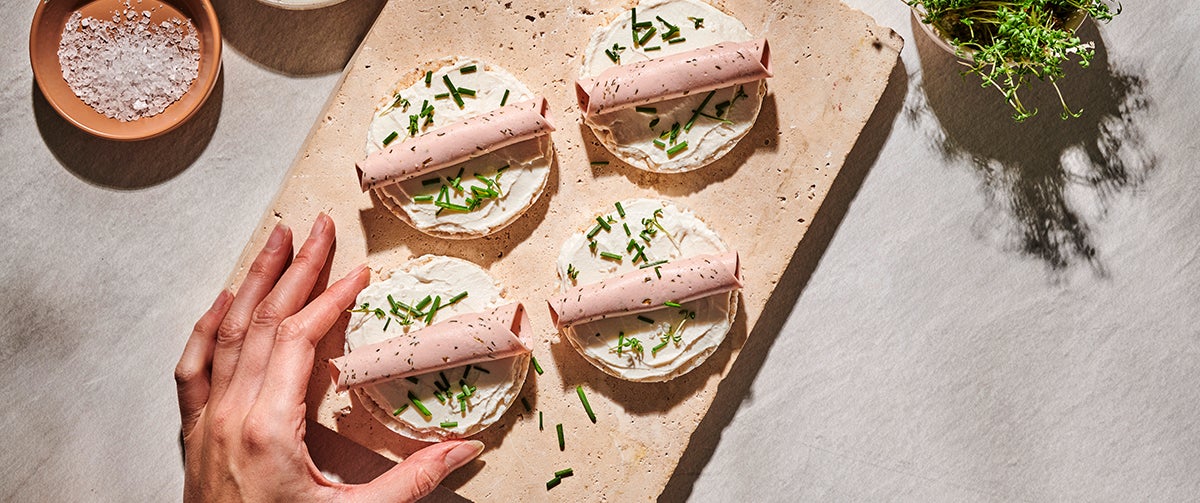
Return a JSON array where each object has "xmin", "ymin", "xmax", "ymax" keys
[{"xmin": 2, "ymin": 0, "xmax": 1197, "ymax": 500}]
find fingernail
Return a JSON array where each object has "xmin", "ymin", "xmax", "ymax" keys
[
  {"xmin": 444, "ymin": 440, "xmax": 484, "ymax": 470},
  {"xmin": 212, "ymin": 289, "xmax": 232, "ymax": 310},
  {"xmin": 266, "ymin": 223, "xmax": 289, "ymax": 251},
  {"xmin": 312, "ymin": 213, "xmax": 330, "ymax": 236},
  {"xmin": 345, "ymin": 263, "xmax": 369, "ymax": 280}
]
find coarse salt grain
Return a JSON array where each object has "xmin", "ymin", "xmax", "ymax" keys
[{"xmin": 57, "ymin": 4, "xmax": 200, "ymax": 122}]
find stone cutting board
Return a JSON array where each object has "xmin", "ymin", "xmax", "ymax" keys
[{"xmin": 226, "ymin": 0, "xmax": 901, "ymax": 500}]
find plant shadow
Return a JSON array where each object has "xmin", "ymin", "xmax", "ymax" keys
[
  {"xmin": 31, "ymin": 70, "xmax": 224, "ymax": 190},
  {"xmin": 658, "ymin": 58, "xmax": 910, "ymax": 501},
  {"xmin": 210, "ymin": 0, "xmax": 386, "ymax": 76},
  {"xmin": 909, "ymin": 16, "xmax": 1156, "ymax": 274}
]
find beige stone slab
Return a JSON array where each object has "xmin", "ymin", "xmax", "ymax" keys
[{"xmin": 226, "ymin": 0, "xmax": 902, "ymax": 500}]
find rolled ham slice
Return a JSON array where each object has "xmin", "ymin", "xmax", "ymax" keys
[
  {"xmin": 356, "ymin": 97, "xmax": 556, "ymax": 191},
  {"xmin": 549, "ymin": 251, "xmax": 741, "ymax": 329},
  {"xmin": 329, "ymin": 302, "xmax": 531, "ymax": 392},
  {"xmin": 575, "ymin": 39, "xmax": 771, "ymax": 117}
]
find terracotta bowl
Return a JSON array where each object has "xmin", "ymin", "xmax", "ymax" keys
[
  {"xmin": 29, "ymin": 0, "xmax": 222, "ymax": 141},
  {"xmin": 255, "ymin": 0, "xmax": 349, "ymax": 10}
]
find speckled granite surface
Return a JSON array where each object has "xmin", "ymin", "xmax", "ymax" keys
[{"xmin": 2, "ymin": 0, "xmax": 1198, "ymax": 501}]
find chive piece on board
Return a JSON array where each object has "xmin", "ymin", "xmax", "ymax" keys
[
  {"xmin": 556, "ymin": 423, "xmax": 565, "ymax": 450},
  {"xmin": 555, "ymin": 468, "xmax": 574, "ymax": 478},
  {"xmin": 539, "ymin": 411, "xmax": 544, "ymax": 430},
  {"xmin": 531, "ymin": 356, "xmax": 544, "ymax": 375},
  {"xmin": 668, "ymin": 36, "xmax": 686, "ymax": 44},
  {"xmin": 500, "ymin": 89, "xmax": 510, "ymax": 106},
  {"xmin": 586, "ymin": 224, "xmax": 603, "ymax": 239},
  {"xmin": 576, "ymin": 385, "xmax": 597, "ymax": 423},
  {"xmin": 424, "ymin": 70, "xmax": 432, "ymax": 86},
  {"xmin": 546, "ymin": 477, "xmax": 561, "ymax": 490},
  {"xmin": 590, "ymin": 160, "xmax": 609, "ymax": 166}
]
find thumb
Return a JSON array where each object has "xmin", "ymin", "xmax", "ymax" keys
[{"xmin": 353, "ymin": 440, "xmax": 484, "ymax": 503}]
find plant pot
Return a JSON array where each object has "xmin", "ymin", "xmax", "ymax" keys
[{"xmin": 911, "ymin": 5, "xmax": 1088, "ymax": 63}]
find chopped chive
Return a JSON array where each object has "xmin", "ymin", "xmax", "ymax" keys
[
  {"xmin": 546, "ymin": 477, "xmax": 561, "ymax": 490},
  {"xmin": 655, "ymin": 266, "xmax": 662, "ymax": 278},
  {"xmin": 555, "ymin": 468, "xmax": 574, "ymax": 478},
  {"xmin": 668, "ymin": 37, "xmax": 686, "ymax": 44},
  {"xmin": 556, "ymin": 423, "xmax": 565, "ymax": 450},
  {"xmin": 588, "ymin": 240, "xmax": 597, "ymax": 251},
  {"xmin": 424, "ymin": 70, "xmax": 432, "ymax": 86},
  {"xmin": 539, "ymin": 411, "xmax": 544, "ymax": 430},
  {"xmin": 413, "ymin": 195, "xmax": 433, "ymax": 203},
  {"xmin": 408, "ymin": 115, "xmax": 419, "ymax": 136},
  {"xmin": 605, "ymin": 48, "xmax": 620, "ymax": 63},
  {"xmin": 656, "ymin": 15, "xmax": 678, "ymax": 31},
  {"xmin": 586, "ymin": 224, "xmax": 603, "ymax": 239},
  {"xmin": 649, "ymin": 117, "xmax": 660, "ymax": 129},
  {"xmin": 434, "ymin": 92, "xmax": 450, "ymax": 99},
  {"xmin": 439, "ymin": 371, "xmax": 451, "ymax": 390},
  {"xmin": 436, "ymin": 185, "xmax": 449, "ymax": 204},
  {"xmin": 522, "ymin": 397, "xmax": 532, "ymax": 412},
  {"xmin": 653, "ymin": 139, "xmax": 666, "ymax": 148},
  {"xmin": 666, "ymin": 141, "xmax": 689, "ymax": 156},
  {"xmin": 462, "ymin": 365, "xmax": 472, "ymax": 379},
  {"xmin": 442, "ymin": 75, "xmax": 464, "ymax": 107},
  {"xmin": 590, "ymin": 160, "xmax": 609, "ymax": 166},
  {"xmin": 500, "ymin": 89, "xmax": 510, "ymax": 106},
  {"xmin": 634, "ymin": 21, "xmax": 653, "ymax": 29},
  {"xmin": 424, "ymin": 296, "xmax": 441, "ymax": 324},
  {"xmin": 689, "ymin": 16, "xmax": 704, "ymax": 29},
  {"xmin": 531, "ymin": 356, "xmax": 544, "ymax": 375},
  {"xmin": 447, "ymin": 291, "xmax": 468, "ymax": 305},
  {"xmin": 406, "ymin": 376, "xmax": 420, "ymax": 384},
  {"xmin": 382, "ymin": 131, "xmax": 399, "ymax": 146},
  {"xmin": 652, "ymin": 339, "xmax": 669, "ymax": 354},
  {"xmin": 421, "ymin": 177, "xmax": 442, "ymax": 186},
  {"xmin": 685, "ymin": 91, "xmax": 716, "ymax": 132},
  {"xmin": 440, "ymin": 421, "xmax": 458, "ymax": 428},
  {"xmin": 596, "ymin": 216, "xmax": 611, "ymax": 231},
  {"xmin": 408, "ymin": 391, "xmax": 431, "ymax": 417},
  {"xmin": 600, "ymin": 251, "xmax": 622, "ymax": 261},
  {"xmin": 460, "ymin": 399, "xmax": 467, "ymax": 413},
  {"xmin": 669, "ymin": 122, "xmax": 681, "ymax": 144},
  {"xmin": 435, "ymin": 201, "xmax": 471, "ymax": 212},
  {"xmin": 614, "ymin": 201, "xmax": 626, "ymax": 217},
  {"xmin": 635, "ymin": 106, "xmax": 657, "ymax": 114},
  {"xmin": 457, "ymin": 87, "xmax": 477, "ymax": 96},
  {"xmin": 433, "ymin": 390, "xmax": 445, "ymax": 404},
  {"xmin": 630, "ymin": 8, "xmax": 638, "ymax": 44},
  {"xmin": 665, "ymin": 301, "xmax": 683, "ymax": 308},
  {"xmin": 637, "ymin": 315, "xmax": 655, "ymax": 324},
  {"xmin": 623, "ymin": 223, "xmax": 631, "ymax": 236},
  {"xmin": 576, "ymin": 385, "xmax": 596, "ymax": 423},
  {"xmin": 460, "ymin": 65, "xmax": 477, "ymax": 74},
  {"xmin": 637, "ymin": 26, "xmax": 657, "ymax": 46},
  {"xmin": 383, "ymin": 317, "xmax": 391, "ymax": 331},
  {"xmin": 699, "ymin": 112, "xmax": 733, "ymax": 124},
  {"xmin": 644, "ymin": 45, "xmax": 662, "ymax": 51}
]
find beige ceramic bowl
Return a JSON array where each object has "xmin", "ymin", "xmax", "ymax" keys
[
  {"xmin": 255, "ymin": 0, "xmax": 349, "ymax": 10},
  {"xmin": 29, "ymin": 0, "xmax": 222, "ymax": 141},
  {"xmin": 911, "ymin": 6, "xmax": 1087, "ymax": 62}
]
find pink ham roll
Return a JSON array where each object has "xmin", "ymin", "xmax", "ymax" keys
[
  {"xmin": 549, "ymin": 251, "xmax": 741, "ymax": 329},
  {"xmin": 356, "ymin": 97, "xmax": 555, "ymax": 191},
  {"xmin": 575, "ymin": 39, "xmax": 771, "ymax": 117},
  {"xmin": 329, "ymin": 302, "xmax": 531, "ymax": 392}
]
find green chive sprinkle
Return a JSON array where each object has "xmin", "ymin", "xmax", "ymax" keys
[
  {"xmin": 546, "ymin": 477, "xmax": 561, "ymax": 490},
  {"xmin": 655, "ymin": 266, "xmax": 662, "ymax": 278},
  {"xmin": 623, "ymin": 223, "xmax": 631, "ymax": 236},
  {"xmin": 439, "ymin": 371, "xmax": 451, "ymax": 389},
  {"xmin": 408, "ymin": 391, "xmax": 431, "ymax": 417},
  {"xmin": 500, "ymin": 89, "xmax": 510, "ymax": 106},
  {"xmin": 383, "ymin": 131, "xmax": 399, "ymax": 146},
  {"xmin": 462, "ymin": 365, "xmax": 472, "ymax": 379},
  {"xmin": 555, "ymin": 468, "xmax": 574, "ymax": 478},
  {"xmin": 586, "ymin": 224, "xmax": 603, "ymax": 239},
  {"xmin": 392, "ymin": 404, "xmax": 408, "ymax": 416},
  {"xmin": 605, "ymin": 49, "xmax": 619, "ymax": 63},
  {"xmin": 460, "ymin": 399, "xmax": 467, "ymax": 413},
  {"xmin": 637, "ymin": 26, "xmax": 657, "ymax": 46},
  {"xmin": 665, "ymin": 301, "xmax": 683, "ymax": 308},
  {"xmin": 532, "ymin": 356, "xmax": 544, "ymax": 375},
  {"xmin": 539, "ymin": 411, "xmax": 544, "ymax": 430},
  {"xmin": 685, "ymin": 91, "xmax": 716, "ymax": 132},
  {"xmin": 434, "ymin": 92, "xmax": 450, "ymax": 99},
  {"xmin": 447, "ymin": 291, "xmax": 468, "ymax": 305},
  {"xmin": 668, "ymin": 37, "xmax": 686, "ymax": 44},
  {"xmin": 412, "ymin": 194, "xmax": 433, "ymax": 203},
  {"xmin": 649, "ymin": 117, "xmax": 660, "ymax": 129},
  {"xmin": 433, "ymin": 390, "xmax": 445, "ymax": 404},
  {"xmin": 689, "ymin": 17, "xmax": 704, "ymax": 29},
  {"xmin": 424, "ymin": 296, "xmax": 441, "ymax": 324},
  {"xmin": 637, "ymin": 315, "xmax": 655, "ymax": 324},
  {"xmin": 590, "ymin": 160, "xmax": 609, "ymax": 166},
  {"xmin": 634, "ymin": 21, "xmax": 653, "ymax": 29},
  {"xmin": 458, "ymin": 87, "xmax": 477, "ymax": 96},
  {"xmin": 635, "ymin": 106, "xmax": 657, "ymax": 114},
  {"xmin": 440, "ymin": 421, "xmax": 458, "ymax": 428},
  {"xmin": 406, "ymin": 376, "xmax": 420, "ymax": 384},
  {"xmin": 630, "ymin": 8, "xmax": 639, "ymax": 45},
  {"xmin": 460, "ymin": 65, "xmax": 477, "ymax": 74},
  {"xmin": 652, "ymin": 338, "xmax": 669, "ymax": 354},
  {"xmin": 556, "ymin": 423, "xmax": 565, "ymax": 450},
  {"xmin": 667, "ymin": 141, "xmax": 689, "ymax": 156},
  {"xmin": 600, "ymin": 251, "xmax": 622, "ymax": 261},
  {"xmin": 652, "ymin": 138, "xmax": 665, "ymax": 149},
  {"xmin": 644, "ymin": 45, "xmax": 662, "ymax": 51},
  {"xmin": 576, "ymin": 385, "xmax": 596, "ymax": 423},
  {"xmin": 522, "ymin": 397, "xmax": 532, "ymax": 412},
  {"xmin": 596, "ymin": 216, "xmax": 611, "ymax": 231}
]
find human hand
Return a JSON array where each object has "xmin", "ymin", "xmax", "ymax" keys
[{"xmin": 175, "ymin": 214, "xmax": 483, "ymax": 502}]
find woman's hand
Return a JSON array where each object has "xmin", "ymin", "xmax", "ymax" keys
[{"xmin": 175, "ymin": 214, "xmax": 482, "ymax": 502}]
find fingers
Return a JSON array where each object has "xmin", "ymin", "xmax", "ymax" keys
[
  {"xmin": 256, "ymin": 264, "xmax": 369, "ymax": 417},
  {"xmin": 175, "ymin": 290, "xmax": 233, "ymax": 437},
  {"xmin": 351, "ymin": 440, "xmax": 484, "ymax": 503},
  {"xmin": 209, "ymin": 223, "xmax": 292, "ymax": 404},
  {"xmin": 228, "ymin": 215, "xmax": 336, "ymax": 402}
]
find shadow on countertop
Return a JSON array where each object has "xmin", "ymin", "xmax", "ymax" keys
[
  {"xmin": 659, "ymin": 58, "xmax": 910, "ymax": 502},
  {"xmin": 909, "ymin": 16, "xmax": 1156, "ymax": 274},
  {"xmin": 211, "ymin": 0, "xmax": 386, "ymax": 76},
  {"xmin": 32, "ymin": 70, "xmax": 224, "ymax": 190}
]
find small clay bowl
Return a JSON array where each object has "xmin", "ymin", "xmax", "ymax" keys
[
  {"xmin": 255, "ymin": 0, "xmax": 349, "ymax": 10},
  {"xmin": 30, "ymin": 0, "xmax": 222, "ymax": 141}
]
